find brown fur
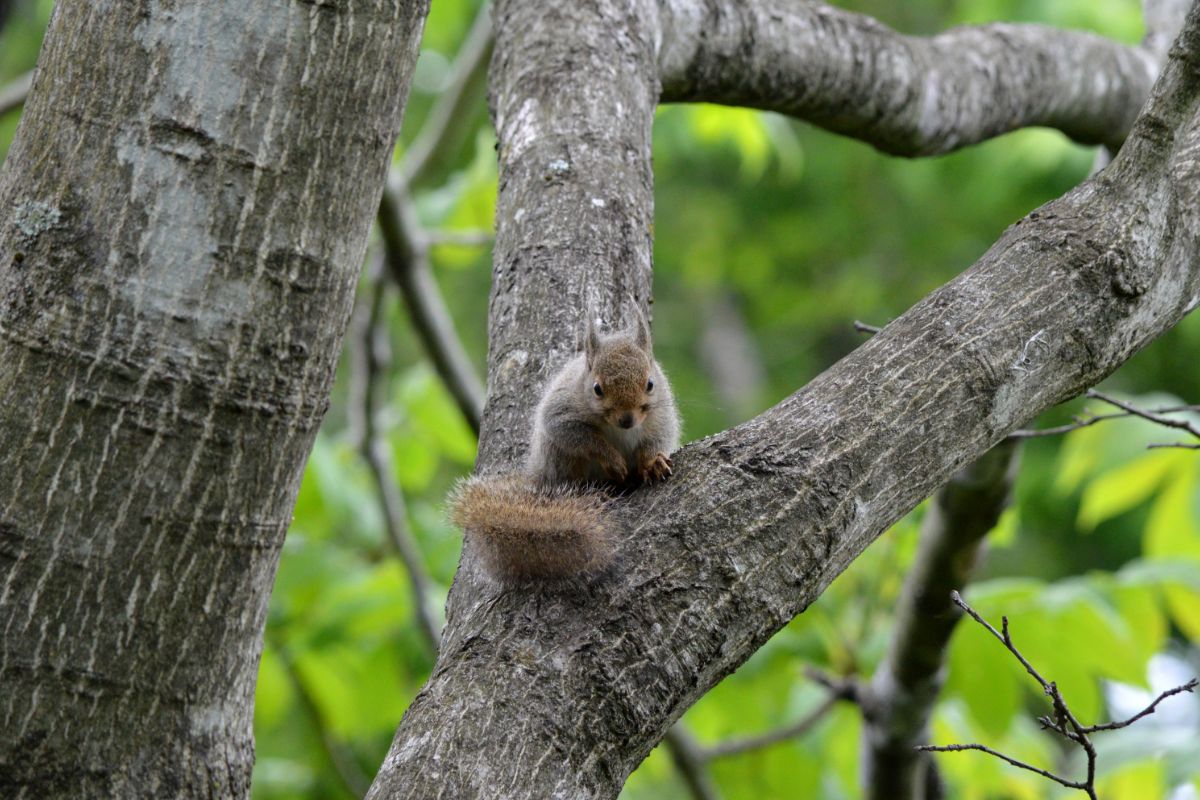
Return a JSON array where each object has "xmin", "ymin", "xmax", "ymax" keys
[
  {"xmin": 449, "ymin": 475, "xmax": 613, "ymax": 580},
  {"xmin": 452, "ymin": 311, "xmax": 680, "ymax": 583}
]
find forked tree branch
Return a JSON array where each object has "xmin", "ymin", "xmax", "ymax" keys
[
  {"xmin": 658, "ymin": 0, "xmax": 1179, "ymax": 155},
  {"xmin": 366, "ymin": 2, "xmax": 1200, "ymax": 798},
  {"xmin": 661, "ymin": 728, "xmax": 720, "ymax": 800},
  {"xmin": 921, "ymin": 593, "xmax": 1199, "ymax": 799}
]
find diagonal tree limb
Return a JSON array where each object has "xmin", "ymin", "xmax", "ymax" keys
[
  {"xmin": 858, "ymin": 441, "xmax": 1019, "ymax": 800},
  {"xmin": 367, "ymin": 2, "xmax": 1200, "ymax": 798},
  {"xmin": 658, "ymin": 0, "xmax": 1179, "ymax": 156}
]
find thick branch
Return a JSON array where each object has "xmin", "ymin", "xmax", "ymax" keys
[
  {"xmin": 658, "ymin": 0, "xmax": 1162, "ymax": 155},
  {"xmin": 859, "ymin": 442, "xmax": 1019, "ymax": 800},
  {"xmin": 369, "ymin": 4, "xmax": 1200, "ymax": 799}
]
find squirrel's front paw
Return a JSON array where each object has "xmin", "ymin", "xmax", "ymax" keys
[
  {"xmin": 639, "ymin": 452, "xmax": 673, "ymax": 483},
  {"xmin": 602, "ymin": 453, "xmax": 629, "ymax": 483}
]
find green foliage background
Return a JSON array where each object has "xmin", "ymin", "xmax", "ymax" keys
[{"xmin": 2, "ymin": 1, "xmax": 1198, "ymax": 797}]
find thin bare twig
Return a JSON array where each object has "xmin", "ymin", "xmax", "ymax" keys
[
  {"xmin": 1008, "ymin": 411, "xmax": 1131, "ymax": 439},
  {"xmin": 1086, "ymin": 389, "xmax": 1200, "ymax": 440},
  {"xmin": 1009, "ymin": 394, "xmax": 1198, "ymax": 444},
  {"xmin": 927, "ymin": 592, "xmax": 1198, "ymax": 799},
  {"xmin": 1083, "ymin": 678, "xmax": 1198, "ymax": 733},
  {"xmin": 0, "ymin": 70, "xmax": 32, "ymax": 117},
  {"xmin": 854, "ymin": 320, "xmax": 883, "ymax": 335},
  {"xmin": 703, "ymin": 694, "xmax": 842, "ymax": 759},
  {"xmin": 916, "ymin": 743, "xmax": 1087, "ymax": 791},
  {"xmin": 351, "ymin": 258, "xmax": 443, "ymax": 653}
]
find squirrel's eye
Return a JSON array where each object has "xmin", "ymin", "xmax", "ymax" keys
[
  {"xmin": 646, "ymin": 379, "xmax": 654, "ymax": 393},
  {"xmin": 593, "ymin": 382, "xmax": 604, "ymax": 397}
]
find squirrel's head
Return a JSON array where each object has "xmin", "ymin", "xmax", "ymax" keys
[{"xmin": 584, "ymin": 307, "xmax": 659, "ymax": 430}]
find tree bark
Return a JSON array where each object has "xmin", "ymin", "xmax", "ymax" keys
[
  {"xmin": 0, "ymin": 1, "xmax": 428, "ymax": 797},
  {"xmin": 368, "ymin": 2, "xmax": 1200, "ymax": 799},
  {"xmin": 659, "ymin": 0, "xmax": 1162, "ymax": 155}
]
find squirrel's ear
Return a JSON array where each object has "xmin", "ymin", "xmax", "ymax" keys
[
  {"xmin": 585, "ymin": 315, "xmax": 601, "ymax": 367},
  {"xmin": 632, "ymin": 304, "xmax": 652, "ymax": 353}
]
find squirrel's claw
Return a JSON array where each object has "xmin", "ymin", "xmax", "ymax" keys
[{"xmin": 640, "ymin": 452, "xmax": 673, "ymax": 483}]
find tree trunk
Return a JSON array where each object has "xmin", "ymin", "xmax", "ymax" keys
[{"xmin": 0, "ymin": 1, "xmax": 428, "ymax": 797}]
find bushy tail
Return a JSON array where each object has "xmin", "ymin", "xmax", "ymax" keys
[{"xmin": 448, "ymin": 475, "xmax": 613, "ymax": 581}]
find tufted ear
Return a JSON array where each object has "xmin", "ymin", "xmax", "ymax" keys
[
  {"xmin": 631, "ymin": 304, "xmax": 652, "ymax": 354},
  {"xmin": 584, "ymin": 314, "xmax": 601, "ymax": 368}
]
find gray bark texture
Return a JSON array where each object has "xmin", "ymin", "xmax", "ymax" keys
[
  {"xmin": 369, "ymin": 1, "xmax": 1200, "ymax": 798},
  {"xmin": 659, "ymin": 0, "xmax": 1161, "ymax": 155},
  {"xmin": 0, "ymin": 1, "xmax": 428, "ymax": 797}
]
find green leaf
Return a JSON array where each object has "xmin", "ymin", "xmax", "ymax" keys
[
  {"xmin": 1143, "ymin": 460, "xmax": 1200, "ymax": 561},
  {"xmin": 1056, "ymin": 422, "xmax": 1107, "ymax": 494},
  {"xmin": 254, "ymin": 645, "xmax": 293, "ymax": 730},
  {"xmin": 1076, "ymin": 449, "xmax": 1179, "ymax": 530},
  {"xmin": 1053, "ymin": 598, "xmax": 1145, "ymax": 685},
  {"xmin": 1113, "ymin": 585, "xmax": 1167, "ymax": 683},
  {"xmin": 1165, "ymin": 584, "xmax": 1200, "ymax": 643},
  {"xmin": 946, "ymin": 620, "xmax": 1021, "ymax": 737},
  {"xmin": 1097, "ymin": 760, "xmax": 1166, "ymax": 800},
  {"xmin": 685, "ymin": 105, "xmax": 773, "ymax": 181}
]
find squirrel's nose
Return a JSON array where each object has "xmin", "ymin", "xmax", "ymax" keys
[{"xmin": 618, "ymin": 413, "xmax": 634, "ymax": 429}]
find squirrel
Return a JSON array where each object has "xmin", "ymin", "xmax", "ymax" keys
[{"xmin": 449, "ymin": 307, "xmax": 680, "ymax": 582}]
